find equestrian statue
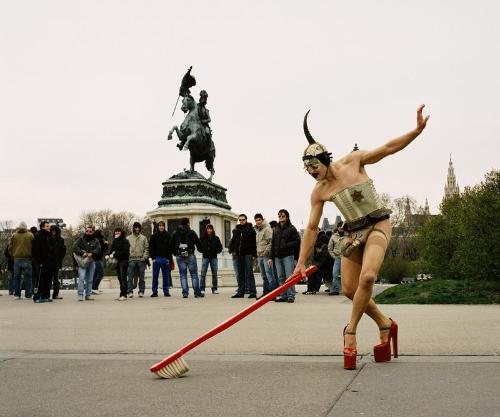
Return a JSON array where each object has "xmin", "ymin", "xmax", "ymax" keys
[{"xmin": 167, "ymin": 67, "xmax": 216, "ymax": 181}]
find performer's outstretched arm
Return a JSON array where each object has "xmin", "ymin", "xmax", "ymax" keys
[{"xmin": 360, "ymin": 104, "xmax": 430, "ymax": 166}]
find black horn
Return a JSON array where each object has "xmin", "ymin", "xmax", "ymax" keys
[{"xmin": 303, "ymin": 110, "xmax": 316, "ymax": 144}]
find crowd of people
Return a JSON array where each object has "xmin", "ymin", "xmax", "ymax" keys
[
  {"xmin": 2, "ymin": 213, "xmax": 344, "ymax": 303},
  {"xmin": 4, "ymin": 221, "xmax": 66, "ymax": 302}
]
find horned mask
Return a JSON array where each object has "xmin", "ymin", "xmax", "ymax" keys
[{"xmin": 302, "ymin": 110, "xmax": 332, "ymax": 167}]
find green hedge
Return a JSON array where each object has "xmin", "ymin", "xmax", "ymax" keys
[{"xmin": 379, "ymin": 257, "xmax": 411, "ymax": 284}]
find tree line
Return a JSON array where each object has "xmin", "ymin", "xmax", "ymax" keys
[
  {"xmin": 416, "ymin": 170, "xmax": 499, "ymax": 281},
  {"xmin": 2, "ymin": 170, "xmax": 499, "ymax": 283}
]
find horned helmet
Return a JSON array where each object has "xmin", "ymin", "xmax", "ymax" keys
[{"xmin": 302, "ymin": 110, "xmax": 332, "ymax": 168}]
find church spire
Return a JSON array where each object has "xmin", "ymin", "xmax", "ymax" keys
[
  {"xmin": 404, "ymin": 196, "xmax": 412, "ymax": 225},
  {"xmin": 444, "ymin": 154, "xmax": 460, "ymax": 199},
  {"xmin": 424, "ymin": 198, "xmax": 430, "ymax": 215}
]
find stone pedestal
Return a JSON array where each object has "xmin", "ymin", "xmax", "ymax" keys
[{"xmin": 146, "ymin": 170, "xmax": 243, "ymax": 287}]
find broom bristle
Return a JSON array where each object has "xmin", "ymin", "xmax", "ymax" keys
[{"xmin": 154, "ymin": 357, "xmax": 190, "ymax": 379}]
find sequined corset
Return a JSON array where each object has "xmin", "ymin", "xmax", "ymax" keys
[{"xmin": 331, "ymin": 179, "xmax": 390, "ymax": 223}]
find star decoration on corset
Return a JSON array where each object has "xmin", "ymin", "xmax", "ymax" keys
[{"xmin": 351, "ymin": 190, "xmax": 364, "ymax": 202}]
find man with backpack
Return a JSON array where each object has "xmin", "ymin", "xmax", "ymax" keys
[{"xmin": 172, "ymin": 218, "xmax": 203, "ymax": 298}]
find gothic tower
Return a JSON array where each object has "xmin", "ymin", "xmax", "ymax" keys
[
  {"xmin": 404, "ymin": 197, "xmax": 412, "ymax": 226},
  {"xmin": 444, "ymin": 155, "xmax": 460, "ymax": 199}
]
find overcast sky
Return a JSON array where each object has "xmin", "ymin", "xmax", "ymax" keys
[{"xmin": 1, "ymin": 0, "xmax": 498, "ymax": 230}]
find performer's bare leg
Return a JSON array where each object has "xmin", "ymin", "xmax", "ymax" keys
[
  {"xmin": 342, "ymin": 219, "xmax": 392, "ymax": 349},
  {"xmin": 341, "ymin": 257, "xmax": 391, "ymax": 345}
]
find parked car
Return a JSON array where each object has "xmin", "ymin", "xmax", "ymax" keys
[
  {"xmin": 61, "ymin": 278, "xmax": 75, "ymax": 290},
  {"xmin": 59, "ymin": 266, "xmax": 77, "ymax": 289}
]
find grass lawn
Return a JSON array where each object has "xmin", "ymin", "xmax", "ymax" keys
[{"xmin": 374, "ymin": 279, "xmax": 500, "ymax": 304}]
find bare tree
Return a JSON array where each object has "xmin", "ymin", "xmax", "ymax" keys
[
  {"xmin": 112, "ymin": 211, "xmax": 139, "ymax": 235},
  {"xmin": 78, "ymin": 210, "xmax": 140, "ymax": 239},
  {"xmin": 141, "ymin": 217, "xmax": 153, "ymax": 240},
  {"xmin": 61, "ymin": 225, "xmax": 80, "ymax": 268},
  {"xmin": 390, "ymin": 195, "xmax": 417, "ymax": 227},
  {"xmin": 0, "ymin": 220, "xmax": 15, "ymax": 232},
  {"xmin": 78, "ymin": 210, "xmax": 114, "ymax": 233},
  {"xmin": 386, "ymin": 195, "xmax": 419, "ymax": 260},
  {"xmin": 379, "ymin": 192, "xmax": 392, "ymax": 210}
]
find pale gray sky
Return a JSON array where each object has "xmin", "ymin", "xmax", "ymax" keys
[{"xmin": 1, "ymin": 0, "xmax": 498, "ymax": 229}]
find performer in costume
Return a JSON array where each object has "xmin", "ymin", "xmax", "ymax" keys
[{"xmin": 293, "ymin": 105, "xmax": 429, "ymax": 369}]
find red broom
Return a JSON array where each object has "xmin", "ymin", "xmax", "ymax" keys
[{"xmin": 150, "ymin": 265, "xmax": 318, "ymax": 378}]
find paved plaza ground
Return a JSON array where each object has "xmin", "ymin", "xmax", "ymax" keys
[{"xmin": 1, "ymin": 284, "xmax": 499, "ymax": 417}]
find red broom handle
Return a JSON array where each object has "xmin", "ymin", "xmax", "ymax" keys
[{"xmin": 150, "ymin": 265, "xmax": 318, "ymax": 372}]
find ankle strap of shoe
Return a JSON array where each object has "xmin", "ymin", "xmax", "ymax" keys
[{"xmin": 343, "ymin": 324, "xmax": 356, "ymax": 335}]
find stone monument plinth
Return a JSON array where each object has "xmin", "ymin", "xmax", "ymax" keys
[{"xmin": 147, "ymin": 170, "xmax": 239, "ymax": 287}]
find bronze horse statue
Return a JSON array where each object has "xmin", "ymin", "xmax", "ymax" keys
[{"xmin": 168, "ymin": 95, "xmax": 215, "ymax": 181}]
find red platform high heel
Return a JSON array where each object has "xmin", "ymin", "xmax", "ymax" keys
[
  {"xmin": 343, "ymin": 325, "xmax": 357, "ymax": 370},
  {"xmin": 373, "ymin": 318, "xmax": 398, "ymax": 362}
]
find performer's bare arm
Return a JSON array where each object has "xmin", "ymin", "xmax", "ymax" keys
[
  {"xmin": 359, "ymin": 105, "xmax": 429, "ymax": 166},
  {"xmin": 293, "ymin": 193, "xmax": 325, "ymax": 278}
]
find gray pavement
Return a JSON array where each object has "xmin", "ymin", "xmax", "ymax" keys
[{"xmin": 1, "ymin": 284, "xmax": 499, "ymax": 417}]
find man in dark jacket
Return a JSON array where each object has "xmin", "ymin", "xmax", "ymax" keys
[
  {"xmin": 200, "ymin": 223, "xmax": 223, "ymax": 294},
  {"xmin": 149, "ymin": 221, "xmax": 173, "ymax": 297},
  {"xmin": 304, "ymin": 240, "xmax": 333, "ymax": 294},
  {"xmin": 172, "ymin": 218, "xmax": 202, "ymax": 298},
  {"xmin": 73, "ymin": 225, "xmax": 101, "ymax": 301},
  {"xmin": 268, "ymin": 209, "xmax": 301, "ymax": 303},
  {"xmin": 4, "ymin": 245, "xmax": 14, "ymax": 295},
  {"xmin": 48, "ymin": 225, "xmax": 66, "ymax": 300},
  {"xmin": 32, "ymin": 221, "xmax": 54, "ymax": 303},
  {"xmin": 229, "ymin": 214, "xmax": 257, "ymax": 298},
  {"xmin": 107, "ymin": 227, "xmax": 130, "ymax": 301},
  {"xmin": 92, "ymin": 230, "xmax": 108, "ymax": 293}
]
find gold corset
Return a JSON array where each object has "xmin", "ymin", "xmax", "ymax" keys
[{"xmin": 331, "ymin": 179, "xmax": 389, "ymax": 223}]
